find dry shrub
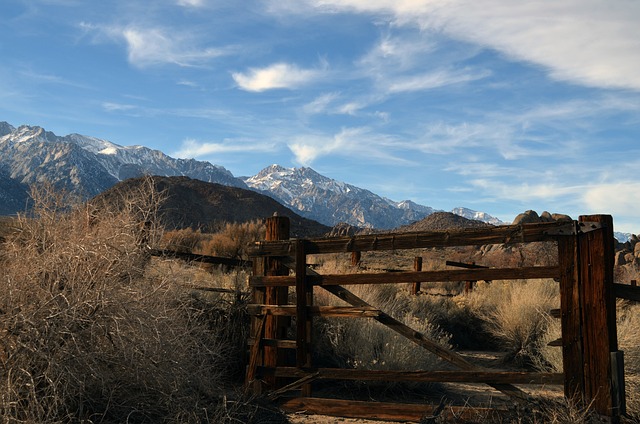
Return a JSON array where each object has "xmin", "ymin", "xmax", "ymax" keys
[
  {"xmin": 0, "ymin": 181, "xmax": 264, "ymax": 423},
  {"xmin": 464, "ymin": 279, "xmax": 559, "ymax": 368},
  {"xmin": 617, "ymin": 300, "xmax": 640, "ymax": 419},
  {"xmin": 313, "ymin": 284, "xmax": 451, "ymax": 372},
  {"xmin": 196, "ymin": 221, "xmax": 265, "ymax": 260},
  {"xmin": 161, "ymin": 227, "xmax": 205, "ymax": 253}
]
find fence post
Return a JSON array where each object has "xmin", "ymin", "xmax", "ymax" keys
[
  {"xmin": 557, "ymin": 224, "xmax": 584, "ymax": 405},
  {"xmin": 296, "ymin": 239, "xmax": 313, "ymax": 396},
  {"xmin": 351, "ymin": 251, "xmax": 361, "ymax": 267},
  {"xmin": 411, "ymin": 257, "xmax": 422, "ymax": 295},
  {"xmin": 577, "ymin": 215, "xmax": 621, "ymax": 419},
  {"xmin": 263, "ymin": 215, "xmax": 291, "ymax": 389}
]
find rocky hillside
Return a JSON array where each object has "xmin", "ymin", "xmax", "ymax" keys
[
  {"xmin": 93, "ymin": 176, "xmax": 330, "ymax": 238},
  {"xmin": 243, "ymin": 165, "xmax": 438, "ymax": 229},
  {"xmin": 0, "ymin": 122, "xmax": 245, "ymax": 203},
  {"xmin": 0, "ymin": 169, "xmax": 29, "ymax": 215},
  {"xmin": 0, "ymin": 120, "xmax": 502, "ymax": 230},
  {"xmin": 395, "ymin": 212, "xmax": 491, "ymax": 232}
]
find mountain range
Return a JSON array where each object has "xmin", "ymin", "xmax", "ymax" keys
[{"xmin": 0, "ymin": 120, "xmax": 502, "ymax": 229}]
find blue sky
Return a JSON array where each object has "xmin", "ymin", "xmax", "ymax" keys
[{"xmin": 2, "ymin": 1, "xmax": 640, "ymax": 232}]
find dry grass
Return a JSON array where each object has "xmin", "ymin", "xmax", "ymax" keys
[
  {"xmin": 313, "ymin": 284, "xmax": 452, "ymax": 372},
  {"xmin": 5, "ymin": 185, "xmax": 636, "ymax": 423},
  {"xmin": 162, "ymin": 221, "xmax": 266, "ymax": 261},
  {"xmin": 463, "ymin": 279, "xmax": 560, "ymax": 368},
  {"xmin": 0, "ymin": 180, "xmax": 283, "ymax": 423}
]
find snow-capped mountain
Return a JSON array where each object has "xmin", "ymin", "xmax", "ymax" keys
[
  {"xmin": 0, "ymin": 122, "xmax": 246, "ymax": 203},
  {"xmin": 0, "ymin": 121, "xmax": 502, "ymax": 229},
  {"xmin": 451, "ymin": 207, "xmax": 504, "ymax": 226},
  {"xmin": 243, "ymin": 165, "xmax": 501, "ymax": 229}
]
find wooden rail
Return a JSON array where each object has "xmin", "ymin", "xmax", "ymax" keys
[
  {"xmin": 149, "ymin": 248, "xmax": 251, "ymax": 268},
  {"xmin": 246, "ymin": 215, "xmax": 625, "ymax": 422}
]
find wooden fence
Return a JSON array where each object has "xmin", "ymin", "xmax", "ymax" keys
[{"xmin": 246, "ymin": 214, "xmax": 639, "ymax": 422}]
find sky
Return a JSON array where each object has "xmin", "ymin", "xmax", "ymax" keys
[{"xmin": 1, "ymin": 1, "xmax": 640, "ymax": 232}]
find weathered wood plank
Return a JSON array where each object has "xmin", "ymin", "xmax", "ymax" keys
[
  {"xmin": 248, "ymin": 305, "xmax": 382, "ymax": 317},
  {"xmin": 321, "ymin": 284, "xmax": 530, "ymax": 402},
  {"xmin": 251, "ymin": 266, "xmax": 561, "ymax": 287},
  {"xmin": 245, "ymin": 315, "xmax": 265, "ymax": 389},
  {"xmin": 249, "ymin": 221, "xmax": 568, "ymax": 256},
  {"xmin": 614, "ymin": 283, "xmax": 640, "ymax": 301},
  {"xmin": 262, "ymin": 367, "xmax": 564, "ymax": 385},
  {"xmin": 577, "ymin": 215, "xmax": 618, "ymax": 417},
  {"xmin": 266, "ymin": 373, "xmax": 320, "ymax": 401},
  {"xmin": 263, "ymin": 216, "xmax": 291, "ymax": 389},
  {"xmin": 557, "ymin": 232, "xmax": 585, "ymax": 403},
  {"xmin": 149, "ymin": 248, "xmax": 251, "ymax": 268},
  {"xmin": 411, "ymin": 256, "xmax": 422, "ymax": 295},
  {"xmin": 279, "ymin": 397, "xmax": 505, "ymax": 422},
  {"xmin": 248, "ymin": 338, "xmax": 297, "ymax": 349}
]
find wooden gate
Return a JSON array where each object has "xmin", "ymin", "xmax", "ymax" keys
[{"xmin": 246, "ymin": 214, "xmax": 633, "ymax": 422}]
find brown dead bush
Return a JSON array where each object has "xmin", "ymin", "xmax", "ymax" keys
[{"xmin": 0, "ymin": 180, "xmax": 273, "ymax": 423}]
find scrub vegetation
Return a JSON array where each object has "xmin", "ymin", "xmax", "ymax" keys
[{"xmin": 0, "ymin": 180, "xmax": 638, "ymax": 423}]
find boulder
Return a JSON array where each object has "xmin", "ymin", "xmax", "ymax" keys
[
  {"xmin": 551, "ymin": 213, "xmax": 572, "ymax": 222},
  {"xmin": 512, "ymin": 210, "xmax": 541, "ymax": 225}
]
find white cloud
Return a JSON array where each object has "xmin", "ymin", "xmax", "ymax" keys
[
  {"xmin": 288, "ymin": 127, "xmax": 408, "ymax": 165},
  {"xmin": 174, "ymin": 138, "xmax": 276, "ymax": 158},
  {"xmin": 303, "ymin": 92, "xmax": 340, "ymax": 114},
  {"xmin": 281, "ymin": 0, "xmax": 640, "ymax": 91},
  {"xmin": 387, "ymin": 68, "xmax": 491, "ymax": 93},
  {"xmin": 232, "ymin": 63, "xmax": 322, "ymax": 92},
  {"xmin": 176, "ymin": 0, "xmax": 204, "ymax": 7},
  {"xmin": 81, "ymin": 23, "xmax": 227, "ymax": 68},
  {"xmin": 583, "ymin": 182, "xmax": 640, "ymax": 218},
  {"xmin": 102, "ymin": 102, "xmax": 137, "ymax": 112},
  {"xmin": 121, "ymin": 27, "xmax": 225, "ymax": 67}
]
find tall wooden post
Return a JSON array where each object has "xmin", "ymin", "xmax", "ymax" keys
[
  {"xmin": 296, "ymin": 239, "xmax": 313, "ymax": 396},
  {"xmin": 558, "ymin": 215, "xmax": 623, "ymax": 419},
  {"xmin": 263, "ymin": 215, "xmax": 290, "ymax": 388},
  {"xmin": 351, "ymin": 251, "xmax": 361, "ymax": 267},
  {"xmin": 578, "ymin": 215, "xmax": 621, "ymax": 418},
  {"xmin": 411, "ymin": 257, "xmax": 422, "ymax": 295},
  {"xmin": 557, "ymin": 225, "xmax": 583, "ymax": 404}
]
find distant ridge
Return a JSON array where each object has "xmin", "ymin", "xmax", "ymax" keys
[
  {"xmin": 395, "ymin": 211, "xmax": 491, "ymax": 232},
  {"xmin": 93, "ymin": 176, "xmax": 330, "ymax": 238},
  {"xmin": 0, "ymin": 120, "xmax": 503, "ymax": 231}
]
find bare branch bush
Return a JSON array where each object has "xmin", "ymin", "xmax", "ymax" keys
[
  {"xmin": 196, "ymin": 221, "xmax": 266, "ymax": 260},
  {"xmin": 0, "ymin": 179, "xmax": 259, "ymax": 423},
  {"xmin": 464, "ymin": 279, "xmax": 560, "ymax": 368}
]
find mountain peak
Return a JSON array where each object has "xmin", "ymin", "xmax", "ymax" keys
[{"xmin": 0, "ymin": 121, "xmax": 15, "ymax": 137}]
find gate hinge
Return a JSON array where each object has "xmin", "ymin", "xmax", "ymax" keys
[{"xmin": 544, "ymin": 221, "xmax": 603, "ymax": 236}]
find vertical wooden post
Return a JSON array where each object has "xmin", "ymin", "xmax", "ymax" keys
[
  {"xmin": 263, "ymin": 215, "xmax": 290, "ymax": 389},
  {"xmin": 464, "ymin": 261, "xmax": 477, "ymax": 295},
  {"xmin": 411, "ymin": 257, "xmax": 422, "ymax": 295},
  {"xmin": 557, "ymin": 225, "xmax": 584, "ymax": 404},
  {"xmin": 248, "ymin": 255, "xmax": 266, "ymax": 394},
  {"xmin": 295, "ymin": 239, "xmax": 313, "ymax": 396},
  {"xmin": 577, "ymin": 214, "xmax": 621, "ymax": 418},
  {"xmin": 351, "ymin": 251, "xmax": 361, "ymax": 267}
]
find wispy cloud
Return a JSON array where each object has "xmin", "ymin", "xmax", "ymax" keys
[
  {"xmin": 279, "ymin": 0, "xmax": 640, "ymax": 91},
  {"xmin": 102, "ymin": 102, "xmax": 137, "ymax": 112},
  {"xmin": 303, "ymin": 92, "xmax": 340, "ymax": 114},
  {"xmin": 174, "ymin": 137, "xmax": 276, "ymax": 158},
  {"xmin": 176, "ymin": 0, "xmax": 204, "ymax": 7},
  {"xmin": 232, "ymin": 62, "xmax": 324, "ymax": 92},
  {"xmin": 288, "ymin": 127, "xmax": 408, "ymax": 165},
  {"xmin": 81, "ymin": 22, "xmax": 228, "ymax": 68},
  {"xmin": 122, "ymin": 27, "xmax": 226, "ymax": 67},
  {"xmin": 387, "ymin": 68, "xmax": 491, "ymax": 93}
]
